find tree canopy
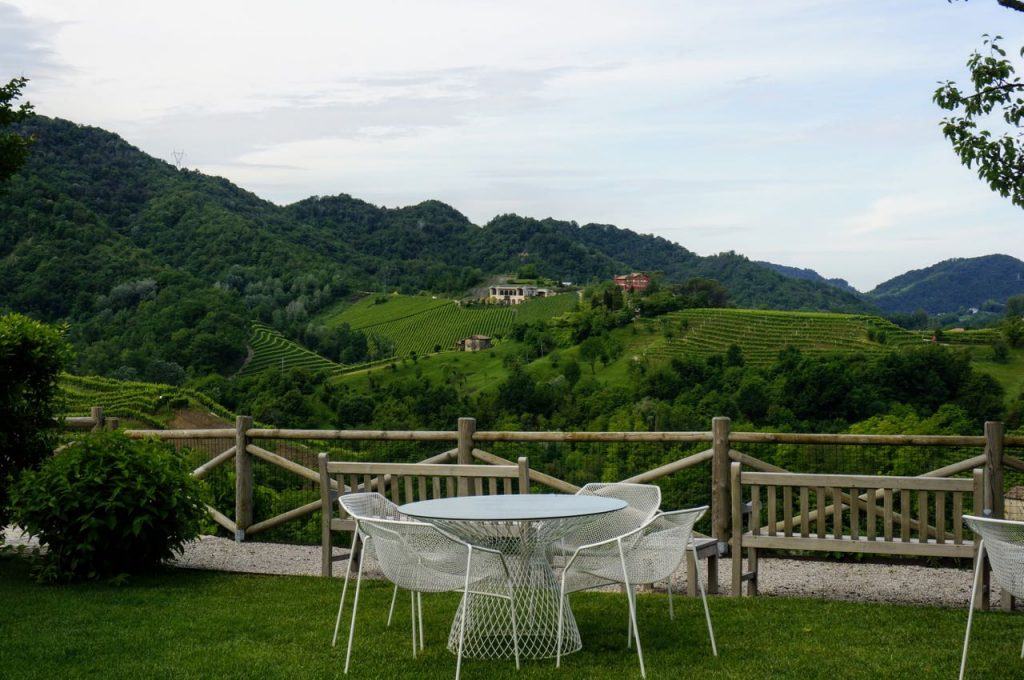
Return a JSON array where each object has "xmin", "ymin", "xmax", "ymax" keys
[
  {"xmin": 937, "ymin": 1, "xmax": 1024, "ymax": 208},
  {"xmin": 0, "ymin": 77, "xmax": 33, "ymax": 183}
]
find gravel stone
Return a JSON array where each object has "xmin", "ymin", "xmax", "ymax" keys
[{"xmin": 3, "ymin": 527, "xmax": 983, "ymax": 608}]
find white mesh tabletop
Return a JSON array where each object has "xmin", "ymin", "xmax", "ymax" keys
[
  {"xmin": 398, "ymin": 494, "xmax": 629, "ymax": 661},
  {"xmin": 400, "ymin": 494, "xmax": 626, "ymax": 522}
]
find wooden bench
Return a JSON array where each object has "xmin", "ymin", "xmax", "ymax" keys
[
  {"xmin": 317, "ymin": 454, "xmax": 530, "ymax": 576},
  {"xmin": 729, "ymin": 462, "xmax": 985, "ymax": 596}
]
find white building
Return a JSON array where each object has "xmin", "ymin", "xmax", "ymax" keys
[{"xmin": 488, "ymin": 285, "xmax": 552, "ymax": 305}]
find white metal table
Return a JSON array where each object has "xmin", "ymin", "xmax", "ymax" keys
[{"xmin": 400, "ymin": 494, "xmax": 627, "ymax": 661}]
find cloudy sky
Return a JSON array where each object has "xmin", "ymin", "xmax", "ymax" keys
[{"xmin": 3, "ymin": 0, "xmax": 1022, "ymax": 290}]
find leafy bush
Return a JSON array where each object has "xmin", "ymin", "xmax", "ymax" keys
[
  {"xmin": 11, "ymin": 432, "xmax": 205, "ymax": 581},
  {"xmin": 0, "ymin": 313, "xmax": 70, "ymax": 528}
]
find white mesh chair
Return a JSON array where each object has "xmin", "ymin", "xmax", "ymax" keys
[
  {"xmin": 343, "ymin": 517, "xmax": 520, "ymax": 679},
  {"xmin": 552, "ymin": 483, "xmax": 662, "ymax": 561},
  {"xmin": 331, "ymin": 493, "xmax": 407, "ymax": 651},
  {"xmin": 959, "ymin": 515, "xmax": 1024, "ymax": 680},
  {"xmin": 556, "ymin": 506, "xmax": 717, "ymax": 678}
]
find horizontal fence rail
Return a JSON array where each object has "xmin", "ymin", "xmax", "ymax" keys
[{"xmin": 60, "ymin": 408, "xmax": 1023, "ymax": 608}]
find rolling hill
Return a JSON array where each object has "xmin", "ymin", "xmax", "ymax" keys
[{"xmin": 867, "ymin": 254, "xmax": 1024, "ymax": 313}]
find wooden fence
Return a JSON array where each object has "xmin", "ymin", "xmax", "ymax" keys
[{"xmin": 65, "ymin": 408, "xmax": 1024, "ymax": 607}]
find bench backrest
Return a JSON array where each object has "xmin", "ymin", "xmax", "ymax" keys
[{"xmin": 731, "ymin": 462, "xmax": 984, "ymax": 557}]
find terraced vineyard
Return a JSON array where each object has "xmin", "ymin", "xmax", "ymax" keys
[
  {"xmin": 239, "ymin": 324, "xmax": 346, "ymax": 376},
  {"xmin": 59, "ymin": 374, "xmax": 234, "ymax": 427},
  {"xmin": 319, "ymin": 293, "xmax": 577, "ymax": 358},
  {"xmin": 514, "ymin": 292, "xmax": 579, "ymax": 323},
  {"xmin": 646, "ymin": 308, "xmax": 924, "ymax": 366},
  {"xmin": 365, "ymin": 303, "xmax": 516, "ymax": 355},
  {"xmin": 319, "ymin": 295, "xmax": 450, "ymax": 329},
  {"xmin": 923, "ymin": 328, "xmax": 1003, "ymax": 345}
]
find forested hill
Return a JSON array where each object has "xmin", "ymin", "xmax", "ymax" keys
[
  {"xmin": 755, "ymin": 261, "xmax": 859, "ymax": 294},
  {"xmin": 1, "ymin": 115, "xmax": 870, "ymax": 378},
  {"xmin": 867, "ymin": 255, "xmax": 1024, "ymax": 313}
]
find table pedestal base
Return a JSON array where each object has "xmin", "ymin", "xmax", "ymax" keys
[{"xmin": 447, "ymin": 549, "xmax": 581, "ymax": 660}]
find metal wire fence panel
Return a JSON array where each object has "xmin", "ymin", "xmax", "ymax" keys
[{"xmin": 736, "ymin": 441, "xmax": 982, "ymax": 477}]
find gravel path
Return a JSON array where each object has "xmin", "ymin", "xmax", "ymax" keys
[{"xmin": 3, "ymin": 527, "xmax": 981, "ymax": 608}]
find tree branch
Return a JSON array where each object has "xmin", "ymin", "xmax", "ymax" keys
[
  {"xmin": 965, "ymin": 82, "xmax": 1024, "ymax": 100},
  {"xmin": 997, "ymin": 0, "xmax": 1024, "ymax": 12}
]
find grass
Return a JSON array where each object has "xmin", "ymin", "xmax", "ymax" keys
[
  {"xmin": 1, "ymin": 556, "xmax": 1021, "ymax": 679},
  {"xmin": 972, "ymin": 345, "xmax": 1024, "ymax": 400}
]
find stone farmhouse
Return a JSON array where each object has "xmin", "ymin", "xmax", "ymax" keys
[{"xmin": 456, "ymin": 335, "xmax": 493, "ymax": 351}]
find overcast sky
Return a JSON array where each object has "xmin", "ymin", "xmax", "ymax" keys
[{"xmin": 3, "ymin": 0, "xmax": 1022, "ymax": 290}]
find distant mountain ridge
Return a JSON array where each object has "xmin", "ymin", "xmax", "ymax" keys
[
  {"xmin": 866, "ymin": 254, "xmax": 1024, "ymax": 313},
  {"xmin": 758, "ymin": 255, "xmax": 1024, "ymax": 314},
  {"xmin": 755, "ymin": 261, "xmax": 860, "ymax": 294}
]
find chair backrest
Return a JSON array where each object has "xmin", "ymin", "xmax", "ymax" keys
[
  {"xmin": 623, "ymin": 505, "xmax": 708, "ymax": 585},
  {"xmin": 317, "ymin": 453, "xmax": 530, "ymax": 576},
  {"xmin": 572, "ymin": 482, "xmax": 661, "ymax": 545},
  {"xmin": 357, "ymin": 517, "xmax": 469, "ymax": 592},
  {"xmin": 964, "ymin": 515, "xmax": 1024, "ymax": 600},
  {"xmin": 338, "ymin": 492, "xmax": 403, "ymax": 522}
]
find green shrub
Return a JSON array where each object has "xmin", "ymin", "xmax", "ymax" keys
[
  {"xmin": 0, "ymin": 313, "xmax": 70, "ymax": 529},
  {"xmin": 11, "ymin": 432, "xmax": 205, "ymax": 581}
]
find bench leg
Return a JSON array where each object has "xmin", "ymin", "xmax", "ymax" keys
[
  {"xmin": 686, "ymin": 550, "xmax": 697, "ymax": 597},
  {"xmin": 731, "ymin": 542, "xmax": 743, "ymax": 597},
  {"xmin": 706, "ymin": 554, "xmax": 719, "ymax": 595},
  {"xmin": 747, "ymin": 547, "xmax": 759, "ymax": 596}
]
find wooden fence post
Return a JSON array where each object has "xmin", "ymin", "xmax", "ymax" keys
[
  {"xmin": 90, "ymin": 406, "xmax": 105, "ymax": 432},
  {"xmin": 457, "ymin": 417, "xmax": 476, "ymax": 496},
  {"xmin": 235, "ymin": 415, "xmax": 253, "ymax": 541},
  {"xmin": 986, "ymin": 421, "xmax": 1010, "ymax": 610},
  {"xmin": 711, "ymin": 416, "xmax": 732, "ymax": 548}
]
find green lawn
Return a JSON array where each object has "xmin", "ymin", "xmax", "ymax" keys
[{"xmin": 1, "ymin": 557, "xmax": 1020, "ymax": 679}]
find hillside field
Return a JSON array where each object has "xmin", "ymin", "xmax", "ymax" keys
[
  {"xmin": 318, "ymin": 293, "xmax": 578, "ymax": 357},
  {"xmin": 59, "ymin": 374, "xmax": 234, "ymax": 427},
  {"xmin": 238, "ymin": 324, "xmax": 348, "ymax": 377},
  {"xmin": 643, "ymin": 308, "xmax": 924, "ymax": 365}
]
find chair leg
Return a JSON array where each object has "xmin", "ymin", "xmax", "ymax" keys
[
  {"xmin": 410, "ymin": 591, "xmax": 417, "ymax": 657},
  {"xmin": 343, "ymin": 544, "xmax": 367, "ymax": 674},
  {"xmin": 624, "ymin": 581, "xmax": 645, "ymax": 678},
  {"xmin": 626, "ymin": 585, "xmax": 633, "ymax": 649},
  {"xmin": 960, "ymin": 540, "xmax": 986, "ymax": 680},
  {"xmin": 556, "ymin": 574, "xmax": 567, "ymax": 668},
  {"xmin": 456, "ymin": 548, "xmax": 473, "ymax": 680},
  {"xmin": 386, "ymin": 583, "xmax": 398, "ymax": 627},
  {"xmin": 332, "ymin": 530, "xmax": 360, "ymax": 647},
  {"xmin": 619, "ymin": 542, "xmax": 645, "ymax": 679},
  {"xmin": 507, "ymin": 578, "xmax": 521, "ymax": 670},
  {"xmin": 417, "ymin": 591, "xmax": 424, "ymax": 651},
  {"xmin": 691, "ymin": 544, "xmax": 718, "ymax": 657}
]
